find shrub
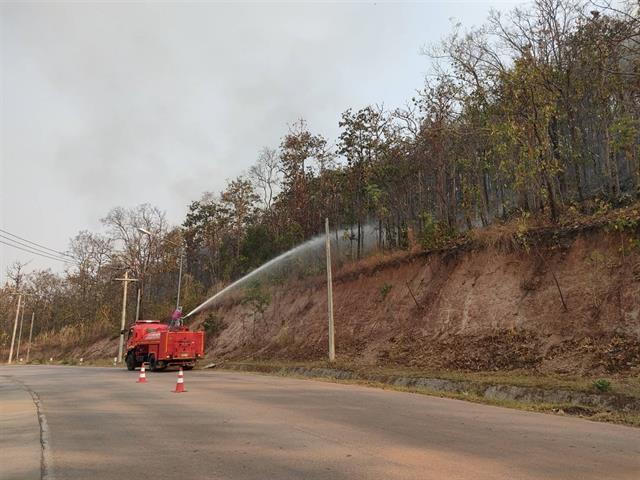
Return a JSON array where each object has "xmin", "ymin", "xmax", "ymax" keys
[
  {"xmin": 203, "ymin": 314, "xmax": 228, "ymax": 337},
  {"xmin": 243, "ymin": 280, "xmax": 271, "ymax": 315},
  {"xmin": 380, "ymin": 283, "xmax": 393, "ymax": 300},
  {"xmin": 607, "ymin": 215, "xmax": 640, "ymax": 255},
  {"xmin": 514, "ymin": 210, "xmax": 531, "ymax": 251},
  {"xmin": 418, "ymin": 212, "xmax": 452, "ymax": 250},
  {"xmin": 594, "ymin": 379, "xmax": 611, "ymax": 393}
]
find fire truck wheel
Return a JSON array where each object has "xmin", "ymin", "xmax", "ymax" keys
[
  {"xmin": 183, "ymin": 365, "xmax": 194, "ymax": 370},
  {"xmin": 125, "ymin": 352, "xmax": 136, "ymax": 371}
]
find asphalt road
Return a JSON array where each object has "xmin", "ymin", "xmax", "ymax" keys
[{"xmin": 1, "ymin": 365, "xmax": 639, "ymax": 480}]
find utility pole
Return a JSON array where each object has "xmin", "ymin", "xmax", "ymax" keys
[
  {"xmin": 16, "ymin": 303, "xmax": 25, "ymax": 360},
  {"xmin": 26, "ymin": 312, "xmax": 35, "ymax": 363},
  {"xmin": 325, "ymin": 218, "xmax": 335, "ymax": 362},
  {"xmin": 7, "ymin": 293, "xmax": 22, "ymax": 364},
  {"xmin": 115, "ymin": 271, "xmax": 138, "ymax": 363}
]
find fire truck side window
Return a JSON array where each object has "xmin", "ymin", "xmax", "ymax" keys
[{"xmin": 127, "ymin": 328, "xmax": 133, "ymax": 340}]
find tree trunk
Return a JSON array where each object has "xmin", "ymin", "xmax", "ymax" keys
[{"xmin": 544, "ymin": 171, "xmax": 559, "ymax": 223}]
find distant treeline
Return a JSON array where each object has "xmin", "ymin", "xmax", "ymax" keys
[
  {"xmin": 1, "ymin": 0, "xmax": 639, "ymax": 350},
  {"xmin": 184, "ymin": 0, "xmax": 639, "ymax": 283}
]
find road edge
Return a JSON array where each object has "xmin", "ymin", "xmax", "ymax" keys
[{"xmin": 12, "ymin": 378, "xmax": 55, "ymax": 480}]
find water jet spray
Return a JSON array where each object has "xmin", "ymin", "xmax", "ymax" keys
[{"xmin": 184, "ymin": 223, "xmax": 379, "ymax": 319}]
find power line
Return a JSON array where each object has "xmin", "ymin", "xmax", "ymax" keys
[
  {"xmin": 0, "ymin": 238, "xmax": 75, "ymax": 263},
  {"xmin": 0, "ymin": 228, "xmax": 75, "ymax": 259},
  {"xmin": 0, "ymin": 238, "xmax": 78, "ymax": 264},
  {"xmin": 0, "ymin": 233, "xmax": 73, "ymax": 262}
]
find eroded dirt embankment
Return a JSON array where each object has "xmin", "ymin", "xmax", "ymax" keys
[{"xmin": 202, "ymin": 229, "xmax": 640, "ymax": 376}]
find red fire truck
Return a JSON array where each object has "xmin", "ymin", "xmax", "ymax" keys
[{"xmin": 125, "ymin": 320, "xmax": 205, "ymax": 371}]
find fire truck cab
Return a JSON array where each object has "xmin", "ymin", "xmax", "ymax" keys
[{"xmin": 125, "ymin": 320, "xmax": 204, "ymax": 371}]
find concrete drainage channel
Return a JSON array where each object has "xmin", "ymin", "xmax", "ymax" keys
[{"xmin": 221, "ymin": 363, "xmax": 640, "ymax": 417}]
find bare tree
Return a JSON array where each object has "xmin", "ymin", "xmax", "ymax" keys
[
  {"xmin": 101, "ymin": 204, "xmax": 168, "ymax": 318},
  {"xmin": 6, "ymin": 261, "xmax": 29, "ymax": 290},
  {"xmin": 69, "ymin": 231, "xmax": 112, "ymax": 278},
  {"xmin": 67, "ymin": 231, "xmax": 113, "ymax": 302},
  {"xmin": 101, "ymin": 204, "xmax": 167, "ymax": 275},
  {"xmin": 249, "ymin": 147, "xmax": 280, "ymax": 212}
]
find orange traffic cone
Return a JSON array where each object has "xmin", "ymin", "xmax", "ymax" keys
[
  {"xmin": 173, "ymin": 367, "xmax": 186, "ymax": 393},
  {"xmin": 137, "ymin": 364, "xmax": 147, "ymax": 383}
]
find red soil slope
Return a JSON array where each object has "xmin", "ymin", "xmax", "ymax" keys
[{"xmin": 204, "ymin": 229, "xmax": 640, "ymax": 375}]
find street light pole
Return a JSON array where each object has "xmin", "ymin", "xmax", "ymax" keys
[
  {"xmin": 135, "ymin": 287, "xmax": 141, "ymax": 321},
  {"xmin": 115, "ymin": 271, "xmax": 138, "ymax": 363},
  {"xmin": 176, "ymin": 246, "xmax": 184, "ymax": 309}
]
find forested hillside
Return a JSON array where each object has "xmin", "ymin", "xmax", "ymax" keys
[{"xmin": 1, "ymin": 0, "xmax": 639, "ymax": 356}]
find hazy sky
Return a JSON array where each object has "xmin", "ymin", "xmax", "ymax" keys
[{"xmin": 0, "ymin": 0, "xmax": 522, "ymax": 281}]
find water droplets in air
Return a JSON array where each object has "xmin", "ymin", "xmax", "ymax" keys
[{"xmin": 185, "ymin": 224, "xmax": 379, "ymax": 318}]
